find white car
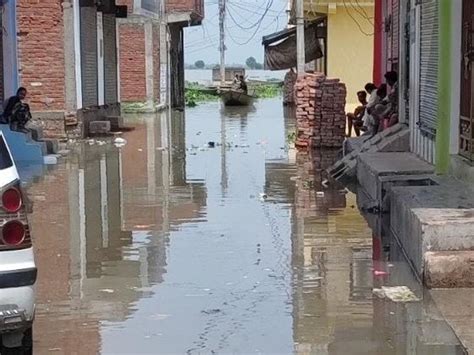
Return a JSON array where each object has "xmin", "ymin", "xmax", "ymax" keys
[{"xmin": 0, "ymin": 132, "xmax": 35, "ymax": 354}]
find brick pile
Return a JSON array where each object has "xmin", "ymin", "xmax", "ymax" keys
[
  {"xmin": 283, "ymin": 70, "xmax": 297, "ymax": 105},
  {"xmin": 295, "ymin": 73, "xmax": 347, "ymax": 149}
]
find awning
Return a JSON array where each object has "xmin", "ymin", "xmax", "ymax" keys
[{"xmin": 262, "ymin": 18, "xmax": 327, "ymax": 71}]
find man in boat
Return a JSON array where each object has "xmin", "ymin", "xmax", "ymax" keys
[
  {"xmin": 239, "ymin": 75, "xmax": 248, "ymax": 94},
  {"xmin": 346, "ymin": 90, "xmax": 367, "ymax": 137}
]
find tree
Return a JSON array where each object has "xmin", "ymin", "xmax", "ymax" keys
[
  {"xmin": 255, "ymin": 62, "xmax": 264, "ymax": 70},
  {"xmin": 194, "ymin": 60, "xmax": 205, "ymax": 69},
  {"xmin": 246, "ymin": 56, "xmax": 258, "ymax": 69}
]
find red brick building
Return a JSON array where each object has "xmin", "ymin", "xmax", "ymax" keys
[
  {"xmin": 116, "ymin": 0, "xmax": 204, "ymax": 110},
  {"xmin": 3, "ymin": 0, "xmax": 122, "ymax": 138}
]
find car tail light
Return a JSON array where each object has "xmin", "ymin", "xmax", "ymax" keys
[
  {"xmin": 0, "ymin": 181, "xmax": 31, "ymax": 250},
  {"xmin": 2, "ymin": 221, "xmax": 26, "ymax": 246},
  {"xmin": 2, "ymin": 187, "xmax": 22, "ymax": 213}
]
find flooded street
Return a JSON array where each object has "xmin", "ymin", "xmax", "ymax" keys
[{"xmin": 27, "ymin": 98, "xmax": 464, "ymax": 354}]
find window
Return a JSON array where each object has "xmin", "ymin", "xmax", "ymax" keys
[{"xmin": 0, "ymin": 135, "xmax": 13, "ymax": 170}]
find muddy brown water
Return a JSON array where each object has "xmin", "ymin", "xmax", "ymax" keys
[{"xmin": 26, "ymin": 98, "xmax": 464, "ymax": 354}]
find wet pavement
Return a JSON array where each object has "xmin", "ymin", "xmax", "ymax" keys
[{"xmin": 26, "ymin": 98, "xmax": 465, "ymax": 354}]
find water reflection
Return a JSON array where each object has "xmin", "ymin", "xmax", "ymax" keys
[
  {"xmin": 25, "ymin": 98, "xmax": 464, "ymax": 354},
  {"xmin": 29, "ymin": 110, "xmax": 207, "ymax": 354}
]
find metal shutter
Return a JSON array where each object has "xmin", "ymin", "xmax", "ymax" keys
[
  {"xmin": 80, "ymin": 6, "xmax": 98, "ymax": 107},
  {"xmin": 391, "ymin": 0, "xmax": 399, "ymax": 71},
  {"xmin": 418, "ymin": 0, "xmax": 438, "ymax": 136},
  {"xmin": 103, "ymin": 14, "xmax": 117, "ymax": 104}
]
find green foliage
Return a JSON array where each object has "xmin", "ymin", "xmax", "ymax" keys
[
  {"xmin": 246, "ymin": 56, "xmax": 258, "ymax": 69},
  {"xmin": 185, "ymin": 88, "xmax": 219, "ymax": 107},
  {"xmin": 251, "ymin": 84, "xmax": 282, "ymax": 98}
]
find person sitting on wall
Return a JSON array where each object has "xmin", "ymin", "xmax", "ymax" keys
[
  {"xmin": 360, "ymin": 83, "xmax": 380, "ymax": 134},
  {"xmin": 1, "ymin": 87, "xmax": 32, "ymax": 133},
  {"xmin": 371, "ymin": 71, "xmax": 399, "ymax": 134},
  {"xmin": 365, "ymin": 84, "xmax": 387, "ymax": 136},
  {"xmin": 346, "ymin": 90, "xmax": 368, "ymax": 137}
]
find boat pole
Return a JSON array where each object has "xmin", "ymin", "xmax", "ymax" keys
[
  {"xmin": 219, "ymin": 0, "xmax": 226, "ymax": 87},
  {"xmin": 296, "ymin": 0, "xmax": 305, "ymax": 75}
]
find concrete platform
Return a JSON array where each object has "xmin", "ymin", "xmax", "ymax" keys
[
  {"xmin": 357, "ymin": 152, "xmax": 435, "ymax": 206},
  {"xmin": 389, "ymin": 178, "xmax": 474, "ymax": 286}
]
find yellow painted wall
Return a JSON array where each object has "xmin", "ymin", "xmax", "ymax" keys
[{"xmin": 326, "ymin": 7, "xmax": 374, "ymax": 110}]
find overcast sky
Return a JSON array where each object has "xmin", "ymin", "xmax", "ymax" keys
[{"xmin": 184, "ymin": 0, "xmax": 288, "ymax": 66}]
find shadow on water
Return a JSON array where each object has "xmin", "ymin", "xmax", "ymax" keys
[{"xmin": 24, "ymin": 98, "xmax": 465, "ymax": 354}]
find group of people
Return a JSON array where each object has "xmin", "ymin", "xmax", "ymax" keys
[
  {"xmin": 347, "ymin": 71, "xmax": 398, "ymax": 137},
  {"xmin": 232, "ymin": 74, "xmax": 248, "ymax": 94},
  {"xmin": 1, "ymin": 87, "xmax": 32, "ymax": 133}
]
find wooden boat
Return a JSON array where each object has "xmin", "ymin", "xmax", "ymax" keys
[{"xmin": 220, "ymin": 90, "xmax": 256, "ymax": 106}]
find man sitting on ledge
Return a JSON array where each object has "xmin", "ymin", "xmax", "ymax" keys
[{"xmin": 1, "ymin": 87, "xmax": 32, "ymax": 133}]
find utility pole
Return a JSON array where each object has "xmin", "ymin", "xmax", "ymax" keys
[
  {"xmin": 296, "ymin": 0, "xmax": 305, "ymax": 75},
  {"xmin": 219, "ymin": 0, "xmax": 226, "ymax": 87}
]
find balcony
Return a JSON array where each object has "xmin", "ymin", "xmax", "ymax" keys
[{"xmin": 166, "ymin": 0, "xmax": 204, "ymax": 25}]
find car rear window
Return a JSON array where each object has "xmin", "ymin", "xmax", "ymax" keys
[{"xmin": 0, "ymin": 135, "xmax": 13, "ymax": 170}]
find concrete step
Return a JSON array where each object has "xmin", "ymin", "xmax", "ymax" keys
[
  {"xmin": 0, "ymin": 124, "xmax": 45, "ymax": 165},
  {"xmin": 28, "ymin": 125, "xmax": 44, "ymax": 141},
  {"xmin": 327, "ymin": 124, "xmax": 410, "ymax": 181},
  {"xmin": 39, "ymin": 138, "xmax": 59, "ymax": 154},
  {"xmin": 390, "ymin": 178, "xmax": 474, "ymax": 280},
  {"xmin": 89, "ymin": 121, "xmax": 111, "ymax": 135},
  {"xmin": 104, "ymin": 116, "xmax": 124, "ymax": 131},
  {"xmin": 425, "ymin": 251, "xmax": 474, "ymax": 288}
]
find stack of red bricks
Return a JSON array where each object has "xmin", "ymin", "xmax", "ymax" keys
[{"xmin": 295, "ymin": 73, "xmax": 347, "ymax": 149}]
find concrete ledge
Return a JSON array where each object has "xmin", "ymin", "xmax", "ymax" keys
[
  {"xmin": 425, "ymin": 251, "xmax": 474, "ymax": 288},
  {"xmin": 390, "ymin": 180, "xmax": 474, "ymax": 280},
  {"xmin": 357, "ymin": 152, "xmax": 435, "ymax": 204}
]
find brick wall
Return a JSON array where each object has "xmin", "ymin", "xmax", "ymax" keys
[
  {"xmin": 103, "ymin": 14, "xmax": 118, "ymax": 104},
  {"xmin": 80, "ymin": 6, "xmax": 98, "ymax": 107},
  {"xmin": 166, "ymin": 0, "xmax": 202, "ymax": 14},
  {"xmin": 115, "ymin": 0, "xmax": 134, "ymax": 14},
  {"xmin": 118, "ymin": 23, "xmax": 147, "ymax": 102},
  {"xmin": 16, "ymin": 0, "xmax": 66, "ymax": 111}
]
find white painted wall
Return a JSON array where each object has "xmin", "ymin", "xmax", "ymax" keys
[{"xmin": 73, "ymin": 0, "xmax": 83, "ymax": 109}]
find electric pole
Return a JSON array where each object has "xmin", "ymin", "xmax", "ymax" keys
[
  {"xmin": 219, "ymin": 0, "xmax": 226, "ymax": 87},
  {"xmin": 296, "ymin": 0, "xmax": 305, "ymax": 75}
]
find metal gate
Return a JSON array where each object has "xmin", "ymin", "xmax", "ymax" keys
[
  {"xmin": 385, "ymin": 0, "xmax": 400, "ymax": 72},
  {"xmin": 103, "ymin": 14, "xmax": 117, "ymax": 105},
  {"xmin": 460, "ymin": 0, "xmax": 474, "ymax": 160},
  {"xmin": 80, "ymin": 5, "xmax": 98, "ymax": 107},
  {"xmin": 418, "ymin": 0, "xmax": 439, "ymax": 138}
]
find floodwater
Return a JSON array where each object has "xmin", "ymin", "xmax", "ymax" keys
[{"xmin": 26, "ymin": 98, "xmax": 465, "ymax": 354}]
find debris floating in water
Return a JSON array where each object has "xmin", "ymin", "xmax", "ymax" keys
[
  {"xmin": 373, "ymin": 286, "xmax": 420, "ymax": 303},
  {"xmin": 114, "ymin": 137, "xmax": 127, "ymax": 148}
]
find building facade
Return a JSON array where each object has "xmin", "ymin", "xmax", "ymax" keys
[
  {"xmin": 375, "ymin": 0, "xmax": 474, "ymax": 178},
  {"xmin": 291, "ymin": 0, "xmax": 375, "ymax": 110},
  {"xmin": 1, "ymin": 0, "xmax": 204, "ymax": 138},
  {"xmin": 1, "ymin": 0, "xmax": 122, "ymax": 138}
]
